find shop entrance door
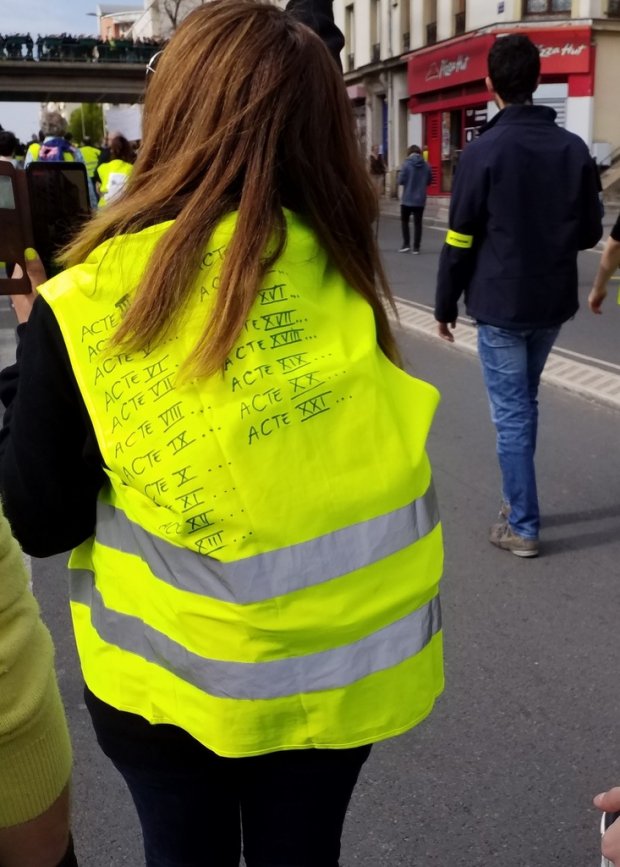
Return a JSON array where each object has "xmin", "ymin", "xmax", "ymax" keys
[{"xmin": 440, "ymin": 109, "xmax": 462, "ymax": 193}]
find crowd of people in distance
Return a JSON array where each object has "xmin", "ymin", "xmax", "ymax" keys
[
  {"xmin": 1, "ymin": 111, "xmax": 137, "ymax": 209},
  {"xmin": 0, "ymin": 33, "xmax": 164, "ymax": 63}
]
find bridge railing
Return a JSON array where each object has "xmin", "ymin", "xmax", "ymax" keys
[{"xmin": 0, "ymin": 34, "xmax": 165, "ymax": 63}]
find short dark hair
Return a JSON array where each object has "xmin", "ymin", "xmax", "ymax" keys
[
  {"xmin": 0, "ymin": 130, "xmax": 18, "ymax": 157},
  {"xmin": 487, "ymin": 34, "xmax": 540, "ymax": 105},
  {"xmin": 407, "ymin": 144, "xmax": 422, "ymax": 156},
  {"xmin": 110, "ymin": 134, "xmax": 136, "ymax": 164}
]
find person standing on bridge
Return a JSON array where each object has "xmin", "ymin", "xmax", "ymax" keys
[
  {"xmin": 434, "ymin": 34, "xmax": 602, "ymax": 558},
  {"xmin": 0, "ymin": 1, "xmax": 444, "ymax": 865}
]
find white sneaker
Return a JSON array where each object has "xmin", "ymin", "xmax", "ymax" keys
[{"xmin": 398, "ymin": 247, "xmax": 411, "ymax": 253}]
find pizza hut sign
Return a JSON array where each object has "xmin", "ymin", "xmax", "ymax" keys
[
  {"xmin": 531, "ymin": 29, "xmax": 592, "ymax": 73},
  {"xmin": 408, "ymin": 29, "xmax": 592, "ymax": 96},
  {"xmin": 537, "ymin": 41, "xmax": 587, "ymax": 59},
  {"xmin": 425, "ymin": 54, "xmax": 470, "ymax": 82}
]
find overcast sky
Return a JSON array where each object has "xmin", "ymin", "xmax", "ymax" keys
[{"xmin": 0, "ymin": 0, "xmax": 102, "ymax": 141}]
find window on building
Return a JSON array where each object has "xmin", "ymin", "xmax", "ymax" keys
[
  {"xmin": 608, "ymin": 0, "xmax": 620, "ymax": 15},
  {"xmin": 401, "ymin": 0, "xmax": 411, "ymax": 53},
  {"xmin": 345, "ymin": 3, "xmax": 355, "ymax": 70},
  {"xmin": 524, "ymin": 0, "xmax": 571, "ymax": 14},
  {"xmin": 371, "ymin": 0, "xmax": 381, "ymax": 62},
  {"xmin": 425, "ymin": 0, "xmax": 438, "ymax": 44},
  {"xmin": 455, "ymin": 0, "xmax": 466, "ymax": 34}
]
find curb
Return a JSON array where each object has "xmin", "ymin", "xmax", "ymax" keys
[{"xmin": 392, "ymin": 299, "xmax": 620, "ymax": 413}]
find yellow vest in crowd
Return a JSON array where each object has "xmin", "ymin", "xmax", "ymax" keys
[
  {"xmin": 97, "ymin": 158, "xmax": 133, "ymax": 206},
  {"xmin": 27, "ymin": 142, "xmax": 75, "ymax": 162},
  {"xmin": 38, "ymin": 210, "xmax": 444, "ymax": 757},
  {"xmin": 79, "ymin": 145, "xmax": 101, "ymax": 179}
]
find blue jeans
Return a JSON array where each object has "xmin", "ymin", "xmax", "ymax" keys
[{"xmin": 477, "ymin": 324, "xmax": 560, "ymax": 540}]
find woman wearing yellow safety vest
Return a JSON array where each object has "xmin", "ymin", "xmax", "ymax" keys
[
  {"xmin": 0, "ymin": 1, "xmax": 444, "ymax": 864},
  {"xmin": 94, "ymin": 134, "xmax": 135, "ymax": 207}
]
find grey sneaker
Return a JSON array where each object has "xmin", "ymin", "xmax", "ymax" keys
[
  {"xmin": 489, "ymin": 521, "xmax": 539, "ymax": 558},
  {"xmin": 499, "ymin": 501, "xmax": 511, "ymax": 520}
]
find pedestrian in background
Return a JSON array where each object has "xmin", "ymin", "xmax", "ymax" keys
[
  {"xmin": 369, "ymin": 143, "xmax": 386, "ymax": 196},
  {"xmin": 0, "ymin": 1, "xmax": 444, "ymax": 865},
  {"xmin": 78, "ymin": 135, "xmax": 101, "ymax": 185},
  {"xmin": 0, "ymin": 131, "xmax": 20, "ymax": 169},
  {"xmin": 589, "ymin": 211, "xmax": 620, "ymax": 314},
  {"xmin": 434, "ymin": 34, "xmax": 602, "ymax": 558},
  {"xmin": 93, "ymin": 133, "xmax": 134, "ymax": 206},
  {"xmin": 24, "ymin": 111, "xmax": 79, "ymax": 166},
  {"xmin": 398, "ymin": 144, "xmax": 432, "ymax": 253}
]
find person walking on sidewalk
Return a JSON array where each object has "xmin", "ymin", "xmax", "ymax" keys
[
  {"xmin": 0, "ymin": 2, "xmax": 445, "ymax": 865},
  {"xmin": 398, "ymin": 145, "xmax": 432, "ymax": 253},
  {"xmin": 589, "ymin": 211, "xmax": 620, "ymax": 314},
  {"xmin": 369, "ymin": 144, "xmax": 386, "ymax": 197},
  {"xmin": 434, "ymin": 34, "xmax": 602, "ymax": 558}
]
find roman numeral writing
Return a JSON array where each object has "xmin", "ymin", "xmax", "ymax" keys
[
  {"xmin": 172, "ymin": 465, "xmax": 198, "ymax": 488},
  {"xmin": 167, "ymin": 430, "xmax": 196, "ymax": 455},
  {"xmin": 277, "ymin": 352, "xmax": 310, "ymax": 372},
  {"xmin": 186, "ymin": 511, "xmax": 215, "ymax": 534},
  {"xmin": 289, "ymin": 370, "xmax": 323, "ymax": 396},
  {"xmin": 259, "ymin": 284, "xmax": 287, "ymax": 305},
  {"xmin": 115, "ymin": 294, "xmax": 131, "ymax": 313},
  {"xmin": 144, "ymin": 356, "xmax": 169, "ymax": 382},
  {"xmin": 296, "ymin": 391, "xmax": 331, "ymax": 421},
  {"xmin": 195, "ymin": 531, "xmax": 225, "ymax": 554},
  {"xmin": 158, "ymin": 401, "xmax": 184, "ymax": 432},
  {"xmin": 270, "ymin": 329, "xmax": 304, "ymax": 349},
  {"xmin": 261, "ymin": 309, "xmax": 296, "ymax": 331},
  {"xmin": 175, "ymin": 488, "xmax": 205, "ymax": 512},
  {"xmin": 149, "ymin": 375, "xmax": 174, "ymax": 401}
]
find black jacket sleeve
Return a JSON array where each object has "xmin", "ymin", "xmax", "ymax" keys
[
  {"xmin": 434, "ymin": 149, "xmax": 488, "ymax": 324},
  {"xmin": 579, "ymin": 157, "xmax": 604, "ymax": 251},
  {"xmin": 286, "ymin": 0, "xmax": 344, "ymax": 69},
  {"xmin": 0, "ymin": 298, "xmax": 105, "ymax": 557}
]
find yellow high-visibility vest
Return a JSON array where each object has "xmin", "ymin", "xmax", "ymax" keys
[
  {"xmin": 38, "ymin": 210, "xmax": 444, "ymax": 757},
  {"xmin": 79, "ymin": 145, "xmax": 101, "ymax": 179},
  {"xmin": 97, "ymin": 158, "xmax": 133, "ymax": 206},
  {"xmin": 27, "ymin": 142, "xmax": 75, "ymax": 162}
]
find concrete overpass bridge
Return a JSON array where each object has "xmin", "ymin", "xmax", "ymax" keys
[{"xmin": 0, "ymin": 61, "xmax": 146, "ymax": 103}]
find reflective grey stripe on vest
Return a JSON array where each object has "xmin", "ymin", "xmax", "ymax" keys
[
  {"xmin": 95, "ymin": 482, "xmax": 440, "ymax": 604},
  {"xmin": 71, "ymin": 569, "xmax": 441, "ymax": 700}
]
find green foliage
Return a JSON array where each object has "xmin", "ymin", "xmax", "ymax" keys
[{"xmin": 68, "ymin": 104, "xmax": 104, "ymax": 145}]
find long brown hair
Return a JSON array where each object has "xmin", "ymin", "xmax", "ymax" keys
[{"xmin": 60, "ymin": 0, "xmax": 399, "ymax": 373}]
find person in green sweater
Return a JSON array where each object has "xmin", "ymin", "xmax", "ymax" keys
[{"xmin": 0, "ymin": 449, "xmax": 76, "ymax": 863}]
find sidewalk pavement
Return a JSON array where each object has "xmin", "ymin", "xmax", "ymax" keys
[{"xmin": 379, "ymin": 194, "xmax": 620, "ymax": 235}]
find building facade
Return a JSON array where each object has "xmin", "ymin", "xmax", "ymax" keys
[
  {"xmin": 334, "ymin": 0, "xmax": 620, "ymax": 196},
  {"xmin": 96, "ymin": 1, "xmax": 206, "ymax": 42}
]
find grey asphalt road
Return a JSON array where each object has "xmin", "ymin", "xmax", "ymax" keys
[
  {"xmin": 31, "ymin": 324, "xmax": 620, "ymax": 867},
  {"xmin": 378, "ymin": 213, "xmax": 620, "ymax": 372}
]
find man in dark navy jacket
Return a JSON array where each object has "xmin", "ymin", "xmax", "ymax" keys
[{"xmin": 434, "ymin": 34, "xmax": 602, "ymax": 558}]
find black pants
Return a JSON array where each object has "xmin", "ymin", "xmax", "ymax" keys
[
  {"xmin": 56, "ymin": 836, "xmax": 78, "ymax": 867},
  {"xmin": 400, "ymin": 205, "xmax": 424, "ymax": 250},
  {"xmin": 85, "ymin": 689, "xmax": 371, "ymax": 867}
]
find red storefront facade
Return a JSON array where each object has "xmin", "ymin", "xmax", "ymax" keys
[{"xmin": 408, "ymin": 27, "xmax": 595, "ymax": 196}]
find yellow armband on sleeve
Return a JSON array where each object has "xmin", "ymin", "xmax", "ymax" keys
[{"xmin": 445, "ymin": 230, "xmax": 473, "ymax": 249}]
